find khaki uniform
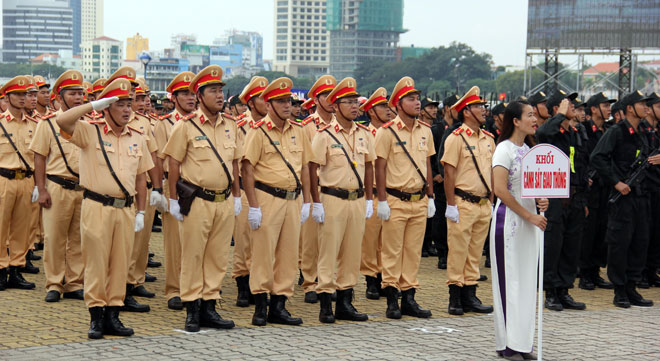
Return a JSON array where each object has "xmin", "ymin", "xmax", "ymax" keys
[
  {"xmin": 0, "ymin": 111, "xmax": 37, "ymax": 269},
  {"xmin": 312, "ymin": 120, "xmax": 375, "ymax": 293},
  {"xmin": 243, "ymin": 116, "xmax": 312, "ymax": 297},
  {"xmin": 375, "ymin": 116, "xmax": 434, "ymax": 291},
  {"xmin": 29, "ymin": 111, "xmax": 84, "ymax": 293},
  {"xmin": 361, "ymin": 123, "xmax": 383, "ymax": 277},
  {"xmin": 441, "ymin": 124, "xmax": 494, "ymax": 287},
  {"xmin": 232, "ymin": 113, "xmax": 253, "ymax": 279},
  {"xmin": 63, "ymin": 120, "xmax": 153, "ymax": 307},
  {"xmin": 163, "ymin": 109, "xmax": 242, "ymax": 302},
  {"xmin": 126, "ymin": 112, "xmax": 159, "ymax": 288}
]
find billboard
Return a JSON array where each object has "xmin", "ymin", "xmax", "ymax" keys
[{"xmin": 527, "ymin": 0, "xmax": 660, "ymax": 49}]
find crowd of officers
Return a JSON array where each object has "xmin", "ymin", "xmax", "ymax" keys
[{"xmin": 0, "ymin": 64, "xmax": 657, "ymax": 340}]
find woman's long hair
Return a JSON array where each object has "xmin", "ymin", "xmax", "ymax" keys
[{"xmin": 497, "ymin": 100, "xmax": 536, "ymax": 148}]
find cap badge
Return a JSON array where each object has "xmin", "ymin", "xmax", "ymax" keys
[
  {"xmin": 120, "ymin": 82, "xmax": 127, "ymax": 91},
  {"xmin": 601, "ymin": 92, "xmax": 606, "ymax": 97},
  {"xmin": 211, "ymin": 70, "xmax": 218, "ymax": 77},
  {"xmin": 540, "ymin": 92, "xmax": 545, "ymax": 97},
  {"xmin": 325, "ymin": 78, "xmax": 332, "ymax": 85},
  {"xmin": 18, "ymin": 79, "xmax": 25, "ymax": 86},
  {"xmin": 637, "ymin": 90, "xmax": 643, "ymax": 96},
  {"xmin": 405, "ymin": 80, "xmax": 412, "ymax": 87},
  {"xmin": 72, "ymin": 73, "xmax": 79, "ymax": 80},
  {"xmin": 280, "ymin": 82, "xmax": 287, "ymax": 89},
  {"xmin": 260, "ymin": 80, "xmax": 266, "ymax": 87},
  {"xmin": 184, "ymin": 75, "xmax": 191, "ymax": 82}
]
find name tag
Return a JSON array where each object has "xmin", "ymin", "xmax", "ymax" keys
[
  {"xmin": 396, "ymin": 141, "xmax": 406, "ymax": 146},
  {"xmin": 331, "ymin": 144, "xmax": 344, "ymax": 148},
  {"xmin": 195, "ymin": 136, "xmax": 208, "ymax": 141},
  {"xmin": 102, "ymin": 141, "xmax": 112, "ymax": 147},
  {"xmin": 55, "ymin": 132, "xmax": 61, "ymax": 137},
  {"xmin": 1, "ymin": 133, "xmax": 12, "ymax": 137},
  {"xmin": 272, "ymin": 140, "xmax": 281, "ymax": 145},
  {"xmin": 465, "ymin": 145, "xmax": 476, "ymax": 150}
]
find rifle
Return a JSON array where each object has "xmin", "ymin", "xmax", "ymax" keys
[{"xmin": 609, "ymin": 147, "xmax": 660, "ymax": 204}]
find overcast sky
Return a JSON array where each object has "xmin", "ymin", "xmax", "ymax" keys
[{"xmin": 105, "ymin": 0, "xmax": 531, "ymax": 66}]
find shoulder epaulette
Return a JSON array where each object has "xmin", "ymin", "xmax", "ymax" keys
[
  {"xmin": 40, "ymin": 113, "xmax": 57, "ymax": 120},
  {"xmin": 135, "ymin": 111, "xmax": 147, "ymax": 118},
  {"xmin": 318, "ymin": 124, "xmax": 332, "ymax": 132},
  {"xmin": 288, "ymin": 119, "xmax": 302, "ymax": 127},
  {"xmin": 236, "ymin": 113, "xmax": 247, "ymax": 120},
  {"xmin": 301, "ymin": 115, "xmax": 314, "ymax": 126},
  {"xmin": 223, "ymin": 113, "xmax": 236, "ymax": 121},
  {"xmin": 482, "ymin": 129, "xmax": 495, "ymax": 138},
  {"xmin": 127, "ymin": 125, "xmax": 143, "ymax": 134},
  {"xmin": 159, "ymin": 113, "xmax": 172, "ymax": 121},
  {"xmin": 252, "ymin": 120, "xmax": 265, "ymax": 129},
  {"xmin": 382, "ymin": 120, "xmax": 394, "ymax": 128},
  {"xmin": 25, "ymin": 115, "xmax": 39, "ymax": 123},
  {"xmin": 182, "ymin": 113, "xmax": 196, "ymax": 121},
  {"xmin": 418, "ymin": 120, "xmax": 431, "ymax": 127},
  {"xmin": 236, "ymin": 119, "xmax": 247, "ymax": 128},
  {"xmin": 571, "ymin": 126, "xmax": 578, "ymax": 132},
  {"xmin": 356, "ymin": 123, "xmax": 370, "ymax": 131},
  {"xmin": 453, "ymin": 127, "xmax": 465, "ymax": 135},
  {"xmin": 89, "ymin": 119, "xmax": 105, "ymax": 124}
]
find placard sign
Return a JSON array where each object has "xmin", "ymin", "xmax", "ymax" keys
[{"xmin": 521, "ymin": 144, "xmax": 570, "ymax": 198}]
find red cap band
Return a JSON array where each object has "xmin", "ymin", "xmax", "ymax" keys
[{"xmin": 364, "ymin": 96, "xmax": 387, "ymax": 112}]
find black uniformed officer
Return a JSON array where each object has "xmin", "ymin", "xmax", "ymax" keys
[
  {"xmin": 536, "ymin": 90, "xmax": 588, "ymax": 311},
  {"xmin": 590, "ymin": 90, "xmax": 659, "ymax": 308},
  {"xmin": 420, "ymin": 97, "xmax": 440, "ymax": 258},
  {"xmin": 528, "ymin": 91, "xmax": 550, "ymax": 127}
]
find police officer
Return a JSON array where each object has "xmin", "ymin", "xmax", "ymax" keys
[
  {"xmin": 164, "ymin": 65, "xmax": 240, "ymax": 332},
  {"xmin": 375, "ymin": 76, "xmax": 435, "ymax": 319},
  {"xmin": 242, "ymin": 77, "xmax": 312, "ymax": 326},
  {"xmin": 56, "ymin": 78, "xmax": 153, "ymax": 338},
  {"xmin": 33, "ymin": 76, "xmax": 51, "ymax": 117},
  {"xmin": 310, "ymin": 77, "xmax": 374, "ymax": 323},
  {"xmin": 228, "ymin": 95, "xmax": 248, "ymax": 118},
  {"xmin": 529, "ymin": 91, "xmax": 550, "ymax": 127},
  {"xmin": 30, "ymin": 70, "xmax": 85, "ymax": 302},
  {"xmin": 23, "ymin": 77, "xmax": 43, "ymax": 274},
  {"xmin": 590, "ymin": 90, "xmax": 659, "ymax": 308},
  {"xmin": 291, "ymin": 94, "xmax": 304, "ymax": 121},
  {"xmin": 301, "ymin": 98, "xmax": 315, "ymax": 119},
  {"xmin": 0, "ymin": 92, "xmax": 8, "ymax": 113},
  {"xmin": 640, "ymin": 92, "xmax": 660, "ymax": 288},
  {"xmin": 441, "ymin": 86, "xmax": 494, "ymax": 316},
  {"xmin": 420, "ymin": 97, "xmax": 440, "ymax": 258},
  {"xmin": 91, "ymin": 79, "xmax": 106, "ymax": 99}
]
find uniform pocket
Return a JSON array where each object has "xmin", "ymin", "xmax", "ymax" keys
[
  {"xmin": 191, "ymin": 139, "xmax": 212, "ymax": 160},
  {"xmin": 0, "ymin": 137, "xmax": 12, "ymax": 153}
]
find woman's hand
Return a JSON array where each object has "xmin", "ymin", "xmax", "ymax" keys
[
  {"xmin": 527, "ymin": 214, "xmax": 547, "ymax": 231},
  {"xmin": 536, "ymin": 198, "xmax": 549, "ymax": 212}
]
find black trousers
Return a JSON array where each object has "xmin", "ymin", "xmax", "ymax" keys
[
  {"xmin": 606, "ymin": 194, "xmax": 650, "ymax": 286},
  {"xmin": 543, "ymin": 196, "xmax": 586, "ymax": 289},
  {"xmin": 645, "ymin": 192, "xmax": 660, "ymax": 272},
  {"xmin": 431, "ymin": 182, "xmax": 447, "ymax": 257},
  {"xmin": 580, "ymin": 183, "xmax": 609, "ymax": 276}
]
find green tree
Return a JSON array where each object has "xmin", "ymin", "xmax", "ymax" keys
[{"xmin": 0, "ymin": 63, "xmax": 66, "ymax": 80}]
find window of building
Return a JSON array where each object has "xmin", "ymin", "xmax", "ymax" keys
[{"xmin": 314, "ymin": 56, "xmax": 318, "ymax": 61}]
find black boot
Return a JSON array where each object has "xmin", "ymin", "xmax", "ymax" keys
[
  {"xmin": 377, "ymin": 273, "xmax": 386, "ymax": 296},
  {"xmin": 544, "ymin": 288, "xmax": 563, "ymax": 311},
  {"xmin": 384, "ymin": 286, "xmax": 401, "ymax": 319},
  {"xmin": 648, "ymin": 269, "xmax": 660, "ymax": 287},
  {"xmin": 365, "ymin": 276, "xmax": 380, "ymax": 300},
  {"xmin": 252, "ymin": 293, "xmax": 268, "ymax": 326},
  {"xmin": 267, "ymin": 295, "xmax": 303, "ymax": 325},
  {"xmin": 460, "ymin": 285, "xmax": 493, "ymax": 313},
  {"xmin": 7, "ymin": 266, "xmax": 35, "ymax": 289},
  {"xmin": 144, "ymin": 272, "xmax": 157, "ymax": 282},
  {"xmin": 63, "ymin": 289, "xmax": 84, "ymax": 300},
  {"xmin": 638, "ymin": 272, "xmax": 650, "ymax": 289},
  {"xmin": 88, "ymin": 307, "xmax": 104, "ymax": 339},
  {"xmin": 448, "ymin": 284, "xmax": 464, "ymax": 315},
  {"xmin": 0, "ymin": 268, "xmax": 7, "ymax": 291},
  {"xmin": 247, "ymin": 275, "xmax": 255, "ymax": 305},
  {"xmin": 199, "ymin": 299, "xmax": 235, "ymax": 329},
  {"xmin": 103, "ymin": 306, "xmax": 134, "ymax": 336},
  {"xmin": 298, "ymin": 269, "xmax": 304, "ymax": 286},
  {"xmin": 121, "ymin": 285, "xmax": 150, "ymax": 312},
  {"xmin": 578, "ymin": 272, "xmax": 595, "ymax": 290},
  {"xmin": 594, "ymin": 273, "xmax": 613, "ymax": 289},
  {"xmin": 45, "ymin": 290, "xmax": 61, "ymax": 302},
  {"xmin": 131, "ymin": 285, "xmax": 155, "ymax": 298},
  {"xmin": 613, "ymin": 285, "xmax": 631, "ymax": 308},
  {"xmin": 147, "ymin": 256, "xmax": 161, "ymax": 268},
  {"xmin": 437, "ymin": 256, "xmax": 447, "ymax": 270},
  {"xmin": 318, "ymin": 292, "xmax": 335, "ymax": 323},
  {"xmin": 235, "ymin": 276, "xmax": 250, "ymax": 307},
  {"xmin": 19, "ymin": 258, "xmax": 39, "ymax": 274},
  {"xmin": 335, "ymin": 289, "xmax": 368, "ymax": 321},
  {"xmin": 27, "ymin": 249, "xmax": 41, "ymax": 261},
  {"xmin": 428, "ymin": 247, "xmax": 438, "ymax": 257},
  {"xmin": 557, "ymin": 288, "xmax": 586, "ymax": 310},
  {"xmin": 184, "ymin": 300, "xmax": 201, "ymax": 332},
  {"xmin": 626, "ymin": 282, "xmax": 653, "ymax": 307},
  {"xmin": 401, "ymin": 288, "xmax": 431, "ymax": 318},
  {"xmin": 304, "ymin": 291, "xmax": 318, "ymax": 303},
  {"xmin": 168, "ymin": 296, "xmax": 183, "ymax": 310}
]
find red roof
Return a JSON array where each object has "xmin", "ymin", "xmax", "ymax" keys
[
  {"xmin": 584, "ymin": 62, "xmax": 620, "ymax": 74},
  {"xmin": 31, "ymin": 53, "xmax": 59, "ymax": 61},
  {"xmin": 93, "ymin": 36, "xmax": 119, "ymax": 42}
]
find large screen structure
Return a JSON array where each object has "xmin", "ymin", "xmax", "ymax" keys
[{"xmin": 527, "ymin": 0, "xmax": 660, "ymax": 49}]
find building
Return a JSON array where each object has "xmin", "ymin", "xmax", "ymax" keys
[
  {"xmin": 31, "ymin": 49, "xmax": 82, "ymax": 69},
  {"xmin": 69, "ymin": 0, "xmax": 81, "ymax": 54},
  {"xmin": 81, "ymin": 0, "xmax": 103, "ymax": 46},
  {"xmin": 273, "ymin": 0, "xmax": 330, "ymax": 78},
  {"xmin": 2, "ymin": 0, "xmax": 73, "ymax": 63},
  {"xmin": 583, "ymin": 62, "xmax": 620, "ymax": 80},
  {"xmin": 126, "ymin": 33, "xmax": 149, "ymax": 60},
  {"xmin": 327, "ymin": 0, "xmax": 404, "ymax": 79},
  {"xmin": 81, "ymin": 36, "xmax": 122, "ymax": 79},
  {"xmin": 211, "ymin": 29, "xmax": 264, "ymax": 78}
]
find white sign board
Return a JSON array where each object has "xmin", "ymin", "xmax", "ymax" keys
[{"xmin": 521, "ymin": 144, "xmax": 571, "ymax": 198}]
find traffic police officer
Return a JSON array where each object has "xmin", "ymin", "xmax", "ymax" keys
[{"xmin": 33, "ymin": 76, "xmax": 51, "ymax": 117}]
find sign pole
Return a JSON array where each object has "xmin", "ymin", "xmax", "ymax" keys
[{"xmin": 537, "ymin": 212, "xmax": 544, "ymax": 361}]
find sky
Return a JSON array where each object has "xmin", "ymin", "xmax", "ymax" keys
[{"xmin": 105, "ymin": 0, "xmax": 531, "ymax": 66}]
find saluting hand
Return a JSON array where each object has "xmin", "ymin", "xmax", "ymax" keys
[{"xmin": 91, "ymin": 96, "xmax": 119, "ymax": 111}]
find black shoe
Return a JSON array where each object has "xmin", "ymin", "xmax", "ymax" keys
[
  {"xmin": 121, "ymin": 285, "xmax": 150, "ymax": 312},
  {"xmin": 88, "ymin": 307, "xmax": 104, "ymax": 339},
  {"xmin": 168, "ymin": 296, "xmax": 184, "ymax": 310},
  {"xmin": 145, "ymin": 273, "xmax": 156, "ymax": 282},
  {"xmin": 298, "ymin": 270, "xmax": 304, "ymax": 286},
  {"xmin": 235, "ymin": 275, "xmax": 250, "ymax": 307},
  {"xmin": 318, "ymin": 292, "xmax": 335, "ymax": 323},
  {"xmin": 421, "ymin": 249, "xmax": 429, "ymax": 257},
  {"xmin": 200, "ymin": 299, "xmax": 235, "ymax": 329},
  {"xmin": 151, "ymin": 226, "xmax": 162, "ymax": 233},
  {"xmin": 251, "ymin": 293, "xmax": 268, "ymax": 326},
  {"xmin": 131, "ymin": 285, "xmax": 155, "ymax": 298},
  {"xmin": 557, "ymin": 288, "xmax": 586, "ymax": 310},
  {"xmin": 384, "ymin": 286, "xmax": 402, "ymax": 319},
  {"xmin": 648, "ymin": 270, "xmax": 660, "ymax": 287},
  {"xmin": 460, "ymin": 285, "xmax": 493, "ymax": 313},
  {"xmin": 427, "ymin": 247, "xmax": 438, "ymax": 257},
  {"xmin": 477, "ymin": 274, "xmax": 488, "ymax": 281},
  {"xmin": 148, "ymin": 252, "xmax": 154, "ymax": 258},
  {"xmin": 63, "ymin": 289, "xmax": 84, "ymax": 300},
  {"xmin": 437, "ymin": 257, "xmax": 447, "ymax": 270},
  {"xmin": 27, "ymin": 250, "xmax": 41, "ymax": 261},
  {"xmin": 401, "ymin": 288, "xmax": 432, "ymax": 318},
  {"xmin": 184, "ymin": 299, "xmax": 201, "ymax": 332},
  {"xmin": 484, "ymin": 257, "xmax": 491, "ymax": 268},
  {"xmin": 544, "ymin": 289, "xmax": 563, "ymax": 311},
  {"xmin": 147, "ymin": 257, "xmax": 161, "ymax": 268},
  {"xmin": 19, "ymin": 258, "xmax": 39, "ymax": 274},
  {"xmin": 638, "ymin": 273, "xmax": 650, "ymax": 289},
  {"xmin": 0, "ymin": 268, "xmax": 7, "ymax": 291},
  {"xmin": 103, "ymin": 306, "xmax": 134, "ymax": 337},
  {"xmin": 335, "ymin": 289, "xmax": 368, "ymax": 321},
  {"xmin": 594, "ymin": 274, "xmax": 613, "ymax": 289},
  {"xmin": 365, "ymin": 276, "xmax": 380, "ymax": 300},
  {"xmin": 45, "ymin": 290, "xmax": 61, "ymax": 302},
  {"xmin": 448, "ymin": 284, "xmax": 464, "ymax": 315},
  {"xmin": 7, "ymin": 266, "xmax": 35, "ymax": 289},
  {"xmin": 35, "ymin": 242, "xmax": 44, "ymax": 251},
  {"xmin": 626, "ymin": 282, "xmax": 654, "ymax": 307},
  {"xmin": 267, "ymin": 295, "xmax": 303, "ymax": 325},
  {"xmin": 613, "ymin": 285, "xmax": 630, "ymax": 308},
  {"xmin": 304, "ymin": 291, "xmax": 318, "ymax": 304},
  {"xmin": 578, "ymin": 276, "xmax": 595, "ymax": 290},
  {"xmin": 153, "ymin": 215, "xmax": 162, "ymax": 227}
]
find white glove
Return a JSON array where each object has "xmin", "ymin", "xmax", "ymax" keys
[
  {"xmin": 234, "ymin": 196, "xmax": 242, "ymax": 216},
  {"xmin": 312, "ymin": 202, "xmax": 324, "ymax": 223},
  {"xmin": 91, "ymin": 96, "xmax": 119, "ymax": 111},
  {"xmin": 427, "ymin": 198, "xmax": 436, "ymax": 218},
  {"xmin": 365, "ymin": 199, "xmax": 373, "ymax": 219},
  {"xmin": 149, "ymin": 190, "xmax": 161, "ymax": 206},
  {"xmin": 377, "ymin": 201, "xmax": 390, "ymax": 220},
  {"xmin": 301, "ymin": 202, "xmax": 311, "ymax": 224},
  {"xmin": 169, "ymin": 198, "xmax": 184, "ymax": 221},
  {"xmin": 134, "ymin": 211, "xmax": 145, "ymax": 232},
  {"xmin": 445, "ymin": 204, "xmax": 459, "ymax": 223},
  {"xmin": 158, "ymin": 193, "xmax": 168, "ymax": 213},
  {"xmin": 248, "ymin": 207, "xmax": 262, "ymax": 230},
  {"xmin": 31, "ymin": 186, "xmax": 39, "ymax": 203}
]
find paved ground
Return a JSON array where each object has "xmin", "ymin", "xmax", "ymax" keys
[{"xmin": 1, "ymin": 232, "xmax": 659, "ymax": 360}]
